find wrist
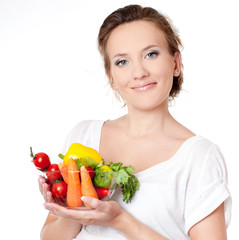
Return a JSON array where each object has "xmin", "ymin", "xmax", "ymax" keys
[
  {"xmin": 112, "ymin": 210, "xmax": 139, "ymax": 237},
  {"xmin": 41, "ymin": 214, "xmax": 82, "ymax": 240},
  {"xmin": 111, "ymin": 211, "xmax": 169, "ymax": 240}
]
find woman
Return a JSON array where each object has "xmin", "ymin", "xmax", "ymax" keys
[{"xmin": 39, "ymin": 5, "xmax": 231, "ymax": 240}]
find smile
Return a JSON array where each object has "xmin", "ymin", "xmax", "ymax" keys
[{"xmin": 132, "ymin": 82, "xmax": 157, "ymax": 92}]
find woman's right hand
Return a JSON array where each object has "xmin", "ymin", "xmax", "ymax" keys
[
  {"xmin": 39, "ymin": 175, "xmax": 83, "ymax": 240},
  {"xmin": 38, "ymin": 175, "xmax": 54, "ymax": 203}
]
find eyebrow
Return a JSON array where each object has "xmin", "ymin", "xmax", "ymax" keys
[
  {"xmin": 142, "ymin": 45, "xmax": 159, "ymax": 51},
  {"xmin": 112, "ymin": 53, "xmax": 127, "ymax": 59},
  {"xmin": 112, "ymin": 45, "xmax": 160, "ymax": 59}
]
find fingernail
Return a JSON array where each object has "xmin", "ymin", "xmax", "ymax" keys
[
  {"xmin": 81, "ymin": 196, "xmax": 91, "ymax": 203},
  {"xmin": 44, "ymin": 203, "xmax": 51, "ymax": 210}
]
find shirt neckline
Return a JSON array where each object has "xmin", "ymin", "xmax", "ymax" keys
[
  {"xmin": 135, "ymin": 135, "xmax": 202, "ymax": 178},
  {"xmin": 96, "ymin": 120, "xmax": 201, "ymax": 177}
]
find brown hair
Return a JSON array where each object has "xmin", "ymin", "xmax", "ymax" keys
[{"xmin": 98, "ymin": 4, "xmax": 183, "ymax": 100}]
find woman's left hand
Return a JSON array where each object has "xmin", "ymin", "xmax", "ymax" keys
[{"xmin": 44, "ymin": 196, "xmax": 124, "ymax": 227}]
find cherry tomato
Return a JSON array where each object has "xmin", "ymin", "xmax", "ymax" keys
[
  {"xmin": 46, "ymin": 164, "xmax": 61, "ymax": 183},
  {"xmin": 85, "ymin": 166, "xmax": 95, "ymax": 179},
  {"xmin": 30, "ymin": 147, "xmax": 51, "ymax": 171},
  {"xmin": 95, "ymin": 187, "xmax": 111, "ymax": 199},
  {"xmin": 51, "ymin": 181, "xmax": 67, "ymax": 198}
]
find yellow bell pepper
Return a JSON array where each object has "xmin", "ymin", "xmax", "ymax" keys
[{"xmin": 63, "ymin": 143, "xmax": 102, "ymax": 165}]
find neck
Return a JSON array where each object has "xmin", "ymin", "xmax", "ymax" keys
[{"xmin": 124, "ymin": 100, "xmax": 173, "ymax": 137}]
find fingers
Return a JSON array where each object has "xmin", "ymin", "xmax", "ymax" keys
[
  {"xmin": 81, "ymin": 196, "xmax": 121, "ymax": 217},
  {"xmin": 43, "ymin": 198, "xmax": 123, "ymax": 227},
  {"xmin": 46, "ymin": 189, "xmax": 54, "ymax": 202},
  {"xmin": 38, "ymin": 175, "xmax": 45, "ymax": 194},
  {"xmin": 42, "ymin": 183, "xmax": 49, "ymax": 201},
  {"xmin": 38, "ymin": 176, "xmax": 53, "ymax": 202},
  {"xmin": 81, "ymin": 196, "xmax": 106, "ymax": 211},
  {"xmin": 44, "ymin": 202, "xmax": 91, "ymax": 221}
]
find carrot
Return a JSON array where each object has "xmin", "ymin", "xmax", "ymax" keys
[
  {"xmin": 58, "ymin": 162, "xmax": 68, "ymax": 184},
  {"xmin": 80, "ymin": 165, "xmax": 99, "ymax": 207},
  {"xmin": 66, "ymin": 158, "xmax": 82, "ymax": 207}
]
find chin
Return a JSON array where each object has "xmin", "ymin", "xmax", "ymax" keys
[{"xmin": 128, "ymin": 98, "xmax": 168, "ymax": 112}]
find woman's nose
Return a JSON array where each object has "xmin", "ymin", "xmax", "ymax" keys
[{"xmin": 132, "ymin": 61, "xmax": 149, "ymax": 80}]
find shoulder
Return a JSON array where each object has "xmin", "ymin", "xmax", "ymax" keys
[
  {"xmin": 62, "ymin": 120, "xmax": 105, "ymax": 154},
  {"xmin": 181, "ymin": 136, "xmax": 228, "ymax": 179},
  {"xmin": 184, "ymin": 136, "xmax": 228, "ymax": 186},
  {"xmin": 184, "ymin": 135, "xmax": 218, "ymax": 158}
]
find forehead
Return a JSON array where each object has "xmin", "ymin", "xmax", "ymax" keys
[{"xmin": 106, "ymin": 20, "xmax": 168, "ymax": 57}]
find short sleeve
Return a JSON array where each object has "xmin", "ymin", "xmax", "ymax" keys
[{"xmin": 184, "ymin": 144, "xmax": 231, "ymax": 234}]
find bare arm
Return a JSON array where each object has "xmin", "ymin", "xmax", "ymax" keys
[
  {"xmin": 189, "ymin": 203, "xmax": 227, "ymax": 240},
  {"xmin": 41, "ymin": 190, "xmax": 227, "ymax": 240},
  {"xmin": 115, "ymin": 203, "xmax": 228, "ymax": 240},
  {"xmin": 44, "ymin": 196, "xmax": 169, "ymax": 240},
  {"xmin": 39, "ymin": 176, "xmax": 81, "ymax": 240},
  {"xmin": 40, "ymin": 214, "xmax": 82, "ymax": 240},
  {"xmin": 113, "ymin": 210, "xmax": 169, "ymax": 240}
]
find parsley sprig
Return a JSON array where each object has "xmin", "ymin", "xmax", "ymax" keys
[{"xmin": 106, "ymin": 161, "xmax": 140, "ymax": 203}]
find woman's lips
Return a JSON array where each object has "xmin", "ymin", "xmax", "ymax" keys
[{"xmin": 132, "ymin": 82, "xmax": 157, "ymax": 91}]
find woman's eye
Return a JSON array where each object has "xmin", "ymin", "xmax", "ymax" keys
[
  {"xmin": 146, "ymin": 51, "xmax": 159, "ymax": 59},
  {"xmin": 115, "ymin": 59, "xmax": 128, "ymax": 66}
]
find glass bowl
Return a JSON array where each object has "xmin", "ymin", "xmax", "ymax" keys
[{"xmin": 43, "ymin": 169, "xmax": 118, "ymax": 210}]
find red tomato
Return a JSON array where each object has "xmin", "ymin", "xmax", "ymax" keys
[
  {"xmin": 85, "ymin": 166, "xmax": 95, "ymax": 179},
  {"xmin": 46, "ymin": 164, "xmax": 61, "ymax": 183},
  {"xmin": 51, "ymin": 181, "xmax": 67, "ymax": 198},
  {"xmin": 95, "ymin": 187, "xmax": 111, "ymax": 199},
  {"xmin": 30, "ymin": 147, "xmax": 51, "ymax": 171}
]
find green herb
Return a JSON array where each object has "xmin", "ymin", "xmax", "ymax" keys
[
  {"xmin": 96, "ymin": 159, "xmax": 105, "ymax": 168},
  {"xmin": 107, "ymin": 161, "xmax": 140, "ymax": 203}
]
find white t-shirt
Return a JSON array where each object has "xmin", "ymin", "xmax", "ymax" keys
[{"xmin": 62, "ymin": 120, "xmax": 231, "ymax": 240}]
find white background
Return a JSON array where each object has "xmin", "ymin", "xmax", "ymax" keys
[{"xmin": 0, "ymin": 0, "xmax": 238, "ymax": 239}]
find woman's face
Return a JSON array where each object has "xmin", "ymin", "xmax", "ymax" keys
[{"xmin": 106, "ymin": 20, "xmax": 181, "ymax": 111}]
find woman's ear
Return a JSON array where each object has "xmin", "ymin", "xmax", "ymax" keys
[
  {"xmin": 173, "ymin": 52, "xmax": 182, "ymax": 77},
  {"xmin": 107, "ymin": 73, "xmax": 117, "ymax": 90}
]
